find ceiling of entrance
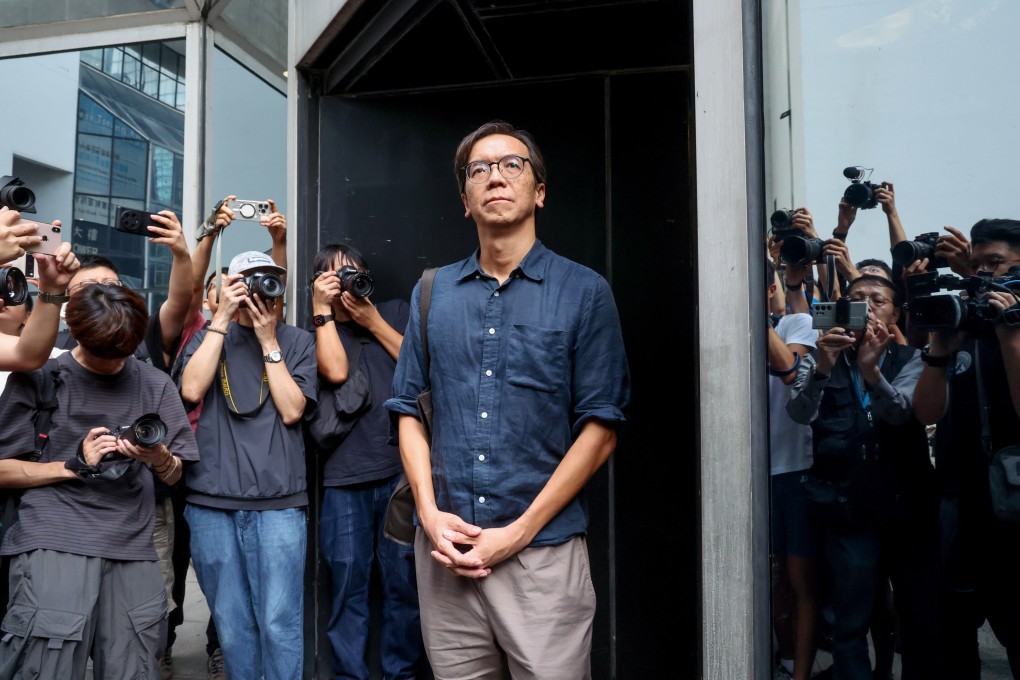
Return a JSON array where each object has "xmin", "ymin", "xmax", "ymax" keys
[{"xmin": 313, "ymin": 0, "xmax": 690, "ymax": 96}]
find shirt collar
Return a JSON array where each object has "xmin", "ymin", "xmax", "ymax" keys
[{"xmin": 454, "ymin": 239, "xmax": 549, "ymax": 284}]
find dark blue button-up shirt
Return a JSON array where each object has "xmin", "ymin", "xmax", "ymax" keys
[{"xmin": 385, "ymin": 240, "xmax": 630, "ymax": 546}]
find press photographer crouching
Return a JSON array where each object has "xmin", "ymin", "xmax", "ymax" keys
[
  {"xmin": 0, "ymin": 283, "xmax": 198, "ymax": 679},
  {"xmin": 787, "ymin": 274, "xmax": 940, "ymax": 680},
  {"xmin": 912, "ymin": 218, "xmax": 1020, "ymax": 677}
]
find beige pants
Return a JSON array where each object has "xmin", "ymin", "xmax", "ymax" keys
[{"xmin": 414, "ymin": 529, "xmax": 595, "ymax": 680}]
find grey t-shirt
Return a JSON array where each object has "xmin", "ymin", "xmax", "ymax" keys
[
  {"xmin": 179, "ymin": 322, "xmax": 318, "ymax": 510},
  {"xmin": 0, "ymin": 351, "xmax": 199, "ymax": 560}
]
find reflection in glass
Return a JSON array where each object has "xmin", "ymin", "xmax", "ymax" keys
[{"xmin": 220, "ymin": 0, "xmax": 288, "ymax": 67}]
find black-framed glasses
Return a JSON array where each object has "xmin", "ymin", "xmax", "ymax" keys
[{"xmin": 463, "ymin": 155, "xmax": 530, "ymax": 184}]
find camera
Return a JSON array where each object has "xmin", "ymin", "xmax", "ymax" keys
[
  {"xmin": 0, "ymin": 175, "xmax": 37, "ymax": 213},
  {"xmin": 244, "ymin": 271, "xmax": 285, "ymax": 300},
  {"xmin": 109, "ymin": 413, "xmax": 167, "ymax": 448},
  {"xmin": 770, "ymin": 209, "xmax": 825, "ymax": 265},
  {"xmin": 812, "ymin": 299, "xmax": 869, "ymax": 331},
  {"xmin": 313, "ymin": 266, "xmax": 375, "ymax": 299},
  {"xmin": 905, "ymin": 269, "xmax": 1020, "ymax": 335},
  {"xmin": 114, "ymin": 206, "xmax": 160, "ymax": 237},
  {"xmin": 891, "ymin": 232, "xmax": 949, "ymax": 270},
  {"xmin": 0, "ymin": 265, "xmax": 28, "ymax": 306},
  {"xmin": 225, "ymin": 199, "xmax": 271, "ymax": 222},
  {"xmin": 842, "ymin": 166, "xmax": 883, "ymax": 210},
  {"xmin": 336, "ymin": 266, "xmax": 374, "ymax": 298}
]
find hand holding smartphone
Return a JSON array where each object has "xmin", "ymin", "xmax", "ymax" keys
[{"xmin": 16, "ymin": 219, "xmax": 63, "ymax": 256}]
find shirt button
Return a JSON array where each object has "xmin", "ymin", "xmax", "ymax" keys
[
  {"xmin": 488, "ymin": 328, "xmax": 495, "ymax": 335},
  {"xmin": 494, "ymin": 291, "xmax": 500, "ymax": 297},
  {"xmin": 478, "ymin": 497, "xmax": 486, "ymax": 503},
  {"xmin": 485, "ymin": 369, "xmax": 492, "ymax": 377},
  {"xmin": 478, "ymin": 454, "xmax": 485, "ymax": 461},
  {"xmin": 481, "ymin": 412, "xmax": 488, "ymax": 419}
]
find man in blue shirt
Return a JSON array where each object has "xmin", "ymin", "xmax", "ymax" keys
[{"xmin": 386, "ymin": 120, "xmax": 630, "ymax": 678}]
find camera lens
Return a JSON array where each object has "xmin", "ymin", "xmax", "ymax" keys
[
  {"xmin": 909, "ymin": 295, "xmax": 965, "ymax": 332},
  {"xmin": 0, "ymin": 176, "xmax": 36, "ymax": 213},
  {"xmin": 131, "ymin": 414, "xmax": 167, "ymax": 447},
  {"xmin": 252, "ymin": 273, "xmax": 285, "ymax": 299},
  {"xmin": 337, "ymin": 266, "xmax": 375, "ymax": 299},
  {"xmin": 770, "ymin": 209, "xmax": 795, "ymax": 231},
  {"xmin": 843, "ymin": 183, "xmax": 874, "ymax": 209},
  {"xmin": 780, "ymin": 236, "xmax": 824, "ymax": 266},
  {"xmin": 891, "ymin": 240, "xmax": 935, "ymax": 268},
  {"xmin": 0, "ymin": 266, "xmax": 28, "ymax": 306}
]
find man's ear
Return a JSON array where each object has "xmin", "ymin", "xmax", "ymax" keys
[
  {"xmin": 535, "ymin": 183, "xmax": 546, "ymax": 210},
  {"xmin": 461, "ymin": 193, "xmax": 470, "ymax": 218}
]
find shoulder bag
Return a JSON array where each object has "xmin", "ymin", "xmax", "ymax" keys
[
  {"xmin": 383, "ymin": 267, "xmax": 437, "ymax": 545},
  {"xmin": 307, "ymin": 335, "xmax": 372, "ymax": 450}
]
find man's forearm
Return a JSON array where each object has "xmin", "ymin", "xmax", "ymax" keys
[
  {"xmin": 0, "ymin": 459, "xmax": 75, "ymax": 488},
  {"xmin": 263, "ymin": 360, "xmax": 306, "ymax": 425},
  {"xmin": 160, "ymin": 250, "xmax": 195, "ymax": 356},
  {"xmin": 180, "ymin": 333, "xmax": 225, "ymax": 403},
  {"xmin": 5, "ymin": 299, "xmax": 61, "ymax": 371},
  {"xmin": 398, "ymin": 415, "xmax": 438, "ymax": 520}
]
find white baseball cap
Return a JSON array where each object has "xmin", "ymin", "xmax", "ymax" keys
[{"xmin": 227, "ymin": 250, "xmax": 286, "ymax": 276}]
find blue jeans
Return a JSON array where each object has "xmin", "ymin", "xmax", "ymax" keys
[
  {"xmin": 185, "ymin": 505, "xmax": 307, "ymax": 680},
  {"xmin": 320, "ymin": 475, "xmax": 424, "ymax": 679}
]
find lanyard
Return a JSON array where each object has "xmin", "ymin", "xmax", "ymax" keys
[
  {"xmin": 219, "ymin": 356, "xmax": 268, "ymax": 418},
  {"xmin": 849, "ymin": 352, "xmax": 886, "ymax": 410}
]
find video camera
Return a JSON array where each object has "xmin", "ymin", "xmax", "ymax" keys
[
  {"xmin": 905, "ymin": 268, "xmax": 1020, "ymax": 335},
  {"xmin": 891, "ymin": 232, "xmax": 949, "ymax": 270},
  {"xmin": 770, "ymin": 209, "xmax": 824, "ymax": 266},
  {"xmin": 842, "ymin": 166, "xmax": 884, "ymax": 210}
]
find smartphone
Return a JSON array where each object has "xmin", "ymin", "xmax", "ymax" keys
[
  {"xmin": 225, "ymin": 199, "xmax": 271, "ymax": 222},
  {"xmin": 114, "ymin": 206, "xmax": 160, "ymax": 237},
  {"xmin": 7, "ymin": 252, "xmax": 35, "ymax": 278},
  {"xmin": 17, "ymin": 219, "xmax": 63, "ymax": 256},
  {"xmin": 812, "ymin": 300, "xmax": 869, "ymax": 331}
]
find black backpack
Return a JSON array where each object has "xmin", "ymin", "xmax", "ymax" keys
[{"xmin": 0, "ymin": 358, "xmax": 62, "ymax": 541}]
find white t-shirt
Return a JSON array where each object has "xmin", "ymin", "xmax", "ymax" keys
[{"xmin": 769, "ymin": 313, "xmax": 818, "ymax": 475}]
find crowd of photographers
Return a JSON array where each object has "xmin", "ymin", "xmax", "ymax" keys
[
  {"xmin": 0, "ymin": 177, "xmax": 427, "ymax": 680},
  {"xmin": 767, "ymin": 171, "xmax": 1020, "ymax": 680}
]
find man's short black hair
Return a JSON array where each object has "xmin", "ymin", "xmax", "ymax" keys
[
  {"xmin": 205, "ymin": 266, "xmax": 229, "ymax": 289},
  {"xmin": 971, "ymin": 219, "xmax": 1020, "ymax": 251},
  {"xmin": 845, "ymin": 273, "xmax": 902, "ymax": 309},
  {"xmin": 77, "ymin": 254, "xmax": 119, "ymax": 274},
  {"xmin": 854, "ymin": 258, "xmax": 893, "ymax": 280}
]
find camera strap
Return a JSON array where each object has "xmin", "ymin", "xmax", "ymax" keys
[{"xmin": 219, "ymin": 349, "xmax": 269, "ymax": 418}]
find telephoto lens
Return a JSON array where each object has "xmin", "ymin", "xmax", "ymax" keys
[{"xmin": 0, "ymin": 266, "xmax": 28, "ymax": 306}]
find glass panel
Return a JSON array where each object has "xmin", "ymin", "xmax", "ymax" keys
[
  {"xmin": 121, "ymin": 53, "xmax": 141, "ymax": 88},
  {"xmin": 75, "ymin": 134, "xmax": 112, "ymax": 195},
  {"xmin": 1, "ymin": 0, "xmax": 186, "ymax": 30},
  {"xmin": 111, "ymin": 138, "xmax": 147, "ymax": 200},
  {"xmin": 150, "ymin": 146, "xmax": 174, "ymax": 206},
  {"xmin": 77, "ymin": 94, "xmax": 114, "ymax": 136},
  {"xmin": 80, "ymin": 49, "xmax": 103, "ymax": 70},
  {"xmin": 220, "ymin": 0, "xmax": 288, "ymax": 68},
  {"xmin": 141, "ymin": 65, "xmax": 160, "ymax": 98},
  {"xmin": 114, "ymin": 119, "xmax": 142, "ymax": 140},
  {"xmin": 103, "ymin": 48, "xmax": 123, "ymax": 80}
]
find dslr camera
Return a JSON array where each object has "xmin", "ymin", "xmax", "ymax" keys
[
  {"xmin": 244, "ymin": 271, "xmax": 285, "ymax": 300},
  {"xmin": 812, "ymin": 298, "xmax": 869, "ymax": 331},
  {"xmin": 905, "ymin": 269, "xmax": 1020, "ymax": 335},
  {"xmin": 842, "ymin": 166, "xmax": 884, "ymax": 210},
  {"xmin": 313, "ymin": 266, "xmax": 375, "ymax": 299},
  {"xmin": 891, "ymin": 232, "xmax": 949, "ymax": 270},
  {"xmin": 770, "ymin": 209, "xmax": 824, "ymax": 266},
  {"xmin": 109, "ymin": 413, "xmax": 168, "ymax": 448}
]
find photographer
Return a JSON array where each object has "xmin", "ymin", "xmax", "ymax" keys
[
  {"xmin": 787, "ymin": 275, "xmax": 940, "ymax": 680},
  {"xmin": 0, "ymin": 283, "xmax": 198, "ymax": 679},
  {"xmin": 178, "ymin": 250, "xmax": 316, "ymax": 680},
  {"xmin": 309, "ymin": 243, "xmax": 425, "ymax": 679},
  {"xmin": 912, "ymin": 218, "xmax": 1020, "ymax": 677},
  {"xmin": 0, "ymin": 210, "xmax": 78, "ymax": 373}
]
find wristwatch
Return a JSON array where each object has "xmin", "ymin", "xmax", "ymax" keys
[
  {"xmin": 37, "ymin": 291, "xmax": 70, "ymax": 305},
  {"xmin": 312, "ymin": 312, "xmax": 335, "ymax": 327},
  {"xmin": 263, "ymin": 350, "xmax": 283, "ymax": 363},
  {"xmin": 920, "ymin": 344, "xmax": 953, "ymax": 367}
]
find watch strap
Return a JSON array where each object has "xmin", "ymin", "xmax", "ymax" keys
[
  {"xmin": 920, "ymin": 344, "xmax": 953, "ymax": 367},
  {"xmin": 38, "ymin": 291, "xmax": 70, "ymax": 304},
  {"xmin": 313, "ymin": 312, "xmax": 335, "ymax": 327}
]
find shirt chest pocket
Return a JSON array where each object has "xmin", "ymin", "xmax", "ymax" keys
[{"xmin": 506, "ymin": 325, "xmax": 568, "ymax": 393}]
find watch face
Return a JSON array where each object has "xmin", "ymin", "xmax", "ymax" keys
[
  {"xmin": 266, "ymin": 350, "xmax": 283, "ymax": 362},
  {"xmin": 314, "ymin": 315, "xmax": 327, "ymax": 327}
]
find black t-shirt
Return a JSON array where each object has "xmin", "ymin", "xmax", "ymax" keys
[
  {"xmin": 310, "ymin": 299, "xmax": 410, "ymax": 486},
  {"xmin": 0, "ymin": 351, "xmax": 199, "ymax": 560}
]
